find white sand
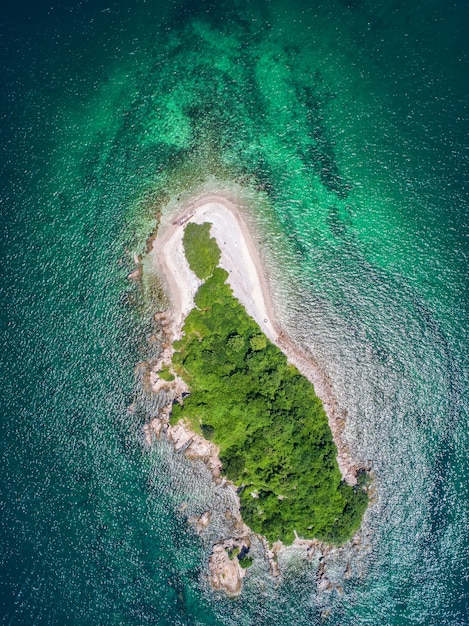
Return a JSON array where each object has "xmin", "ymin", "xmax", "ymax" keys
[
  {"xmin": 149, "ymin": 193, "xmax": 358, "ymax": 485},
  {"xmin": 151, "ymin": 194, "xmax": 278, "ymax": 343}
]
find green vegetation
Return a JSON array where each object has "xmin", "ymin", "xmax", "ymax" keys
[
  {"xmin": 228, "ymin": 547, "xmax": 240, "ymax": 560},
  {"xmin": 172, "ymin": 222, "xmax": 367, "ymax": 545},
  {"xmin": 157, "ymin": 367, "xmax": 175, "ymax": 382},
  {"xmin": 238, "ymin": 555, "xmax": 254, "ymax": 569},
  {"xmin": 182, "ymin": 222, "xmax": 221, "ymax": 280},
  {"xmin": 227, "ymin": 546, "xmax": 253, "ymax": 568}
]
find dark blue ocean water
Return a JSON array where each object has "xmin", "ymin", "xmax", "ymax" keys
[{"xmin": 1, "ymin": 1, "xmax": 468, "ymax": 624}]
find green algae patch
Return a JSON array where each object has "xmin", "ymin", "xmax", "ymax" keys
[{"xmin": 171, "ymin": 222, "xmax": 367, "ymax": 546}]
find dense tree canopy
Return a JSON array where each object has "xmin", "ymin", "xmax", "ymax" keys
[
  {"xmin": 182, "ymin": 221, "xmax": 221, "ymax": 280},
  {"xmin": 170, "ymin": 222, "xmax": 367, "ymax": 545}
]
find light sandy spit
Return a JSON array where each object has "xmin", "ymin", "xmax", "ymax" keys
[{"xmin": 148, "ymin": 193, "xmax": 359, "ymax": 485}]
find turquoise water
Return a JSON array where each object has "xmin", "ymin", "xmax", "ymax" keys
[{"xmin": 1, "ymin": 1, "xmax": 468, "ymax": 624}]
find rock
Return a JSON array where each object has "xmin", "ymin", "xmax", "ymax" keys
[
  {"xmin": 143, "ymin": 417, "xmax": 166, "ymax": 445},
  {"xmin": 149, "ymin": 418, "xmax": 163, "ymax": 439},
  {"xmin": 269, "ymin": 559, "xmax": 281, "ymax": 578},
  {"xmin": 316, "ymin": 558, "xmax": 333, "ymax": 592},
  {"xmin": 127, "ymin": 267, "xmax": 142, "ymax": 281},
  {"xmin": 317, "ymin": 576, "xmax": 333, "ymax": 592},
  {"xmin": 193, "ymin": 511, "xmax": 211, "ymax": 535},
  {"xmin": 208, "ymin": 544, "xmax": 244, "ymax": 597},
  {"xmin": 169, "ymin": 421, "xmax": 222, "ymax": 478}
]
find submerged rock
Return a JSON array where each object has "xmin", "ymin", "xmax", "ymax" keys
[{"xmin": 188, "ymin": 510, "xmax": 212, "ymax": 536}]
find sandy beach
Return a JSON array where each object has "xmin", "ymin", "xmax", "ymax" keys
[{"xmin": 149, "ymin": 193, "xmax": 358, "ymax": 485}]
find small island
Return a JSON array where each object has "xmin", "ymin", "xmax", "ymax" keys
[{"xmin": 144, "ymin": 192, "xmax": 368, "ymax": 593}]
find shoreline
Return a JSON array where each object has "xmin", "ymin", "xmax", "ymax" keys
[{"xmin": 148, "ymin": 192, "xmax": 360, "ymax": 485}]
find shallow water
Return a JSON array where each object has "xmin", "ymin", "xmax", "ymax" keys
[{"xmin": 1, "ymin": 1, "xmax": 468, "ymax": 624}]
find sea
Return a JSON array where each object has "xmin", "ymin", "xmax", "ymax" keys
[{"xmin": 1, "ymin": 1, "xmax": 468, "ymax": 624}]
